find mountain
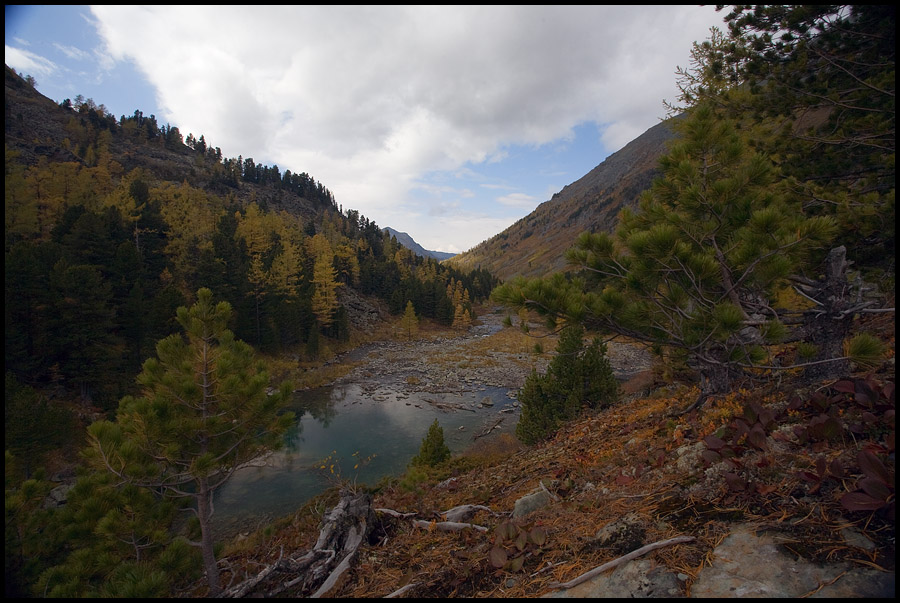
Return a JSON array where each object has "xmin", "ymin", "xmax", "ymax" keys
[
  {"xmin": 447, "ymin": 118, "xmax": 677, "ymax": 281},
  {"xmin": 383, "ymin": 227, "xmax": 455, "ymax": 261},
  {"xmin": 4, "ymin": 64, "xmax": 498, "ymax": 409}
]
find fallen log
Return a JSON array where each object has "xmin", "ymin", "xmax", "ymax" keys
[
  {"xmin": 411, "ymin": 519, "xmax": 488, "ymax": 533},
  {"xmin": 423, "ymin": 398, "xmax": 476, "ymax": 412}
]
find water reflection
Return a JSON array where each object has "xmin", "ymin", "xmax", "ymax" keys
[{"xmin": 212, "ymin": 381, "xmax": 517, "ymax": 538}]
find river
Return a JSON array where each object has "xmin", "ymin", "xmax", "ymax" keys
[
  {"xmin": 211, "ymin": 312, "xmax": 527, "ymax": 538},
  {"xmin": 211, "ymin": 309, "xmax": 651, "ymax": 539}
]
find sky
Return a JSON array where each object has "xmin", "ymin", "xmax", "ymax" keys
[{"xmin": 5, "ymin": 5, "xmax": 727, "ymax": 254}]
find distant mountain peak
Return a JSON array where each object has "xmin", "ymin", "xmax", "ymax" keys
[{"xmin": 383, "ymin": 227, "xmax": 455, "ymax": 261}]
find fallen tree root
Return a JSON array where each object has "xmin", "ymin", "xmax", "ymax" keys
[
  {"xmin": 547, "ymin": 535, "xmax": 696, "ymax": 590},
  {"xmin": 218, "ymin": 489, "xmax": 374, "ymax": 598}
]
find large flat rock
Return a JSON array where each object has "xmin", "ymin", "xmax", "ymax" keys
[{"xmin": 690, "ymin": 525, "xmax": 894, "ymax": 598}]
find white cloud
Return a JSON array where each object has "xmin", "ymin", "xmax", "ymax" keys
[
  {"xmin": 52, "ymin": 43, "xmax": 91, "ymax": 62},
  {"xmin": 87, "ymin": 5, "xmax": 724, "ymax": 251},
  {"xmin": 497, "ymin": 192, "xmax": 539, "ymax": 209},
  {"xmin": 5, "ymin": 45, "xmax": 57, "ymax": 77}
]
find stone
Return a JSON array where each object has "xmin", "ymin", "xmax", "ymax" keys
[
  {"xmin": 42, "ymin": 483, "xmax": 74, "ymax": 508},
  {"xmin": 690, "ymin": 525, "xmax": 895, "ymax": 598},
  {"xmin": 512, "ymin": 488, "xmax": 553, "ymax": 518},
  {"xmin": 595, "ymin": 513, "xmax": 646, "ymax": 556}
]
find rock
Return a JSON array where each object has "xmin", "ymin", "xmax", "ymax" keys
[
  {"xmin": 690, "ymin": 525, "xmax": 895, "ymax": 597},
  {"xmin": 674, "ymin": 442, "xmax": 705, "ymax": 474},
  {"xmin": 839, "ymin": 527, "xmax": 876, "ymax": 552},
  {"xmin": 42, "ymin": 483, "xmax": 74, "ymax": 508},
  {"xmin": 480, "ymin": 396, "xmax": 494, "ymax": 406},
  {"xmin": 512, "ymin": 488, "xmax": 553, "ymax": 518},
  {"xmin": 594, "ymin": 513, "xmax": 646, "ymax": 556}
]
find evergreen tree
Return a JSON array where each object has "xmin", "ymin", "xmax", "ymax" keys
[
  {"xmin": 36, "ymin": 470, "xmax": 198, "ymax": 598},
  {"xmin": 410, "ymin": 419, "xmax": 451, "ymax": 467},
  {"xmin": 496, "ymin": 105, "xmax": 837, "ymax": 406},
  {"xmin": 4, "ymin": 374, "xmax": 74, "ymax": 478},
  {"xmin": 679, "ymin": 6, "xmax": 895, "ymax": 268},
  {"xmin": 84, "ymin": 289, "xmax": 294, "ymax": 595},
  {"xmin": 514, "ymin": 325, "xmax": 617, "ymax": 445},
  {"xmin": 399, "ymin": 300, "xmax": 419, "ymax": 341}
]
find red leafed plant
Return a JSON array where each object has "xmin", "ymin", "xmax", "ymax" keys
[{"xmin": 840, "ymin": 449, "xmax": 895, "ymax": 519}]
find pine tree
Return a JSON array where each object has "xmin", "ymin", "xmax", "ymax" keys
[
  {"xmin": 84, "ymin": 289, "xmax": 294, "ymax": 595},
  {"xmin": 679, "ymin": 6, "xmax": 895, "ymax": 268},
  {"xmin": 410, "ymin": 419, "xmax": 451, "ymax": 467},
  {"xmin": 514, "ymin": 325, "xmax": 617, "ymax": 444},
  {"xmin": 496, "ymin": 105, "xmax": 837, "ymax": 406}
]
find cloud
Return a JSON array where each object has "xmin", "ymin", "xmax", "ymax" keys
[
  {"xmin": 52, "ymin": 43, "xmax": 91, "ymax": 62},
  {"xmin": 87, "ymin": 5, "xmax": 724, "ymax": 251},
  {"xmin": 4, "ymin": 45, "xmax": 57, "ymax": 77},
  {"xmin": 497, "ymin": 192, "xmax": 539, "ymax": 209}
]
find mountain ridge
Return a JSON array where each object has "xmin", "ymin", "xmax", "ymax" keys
[
  {"xmin": 383, "ymin": 226, "xmax": 455, "ymax": 261},
  {"xmin": 447, "ymin": 118, "xmax": 677, "ymax": 281}
]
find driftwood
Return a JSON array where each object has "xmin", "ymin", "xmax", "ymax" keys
[
  {"xmin": 411, "ymin": 519, "xmax": 488, "ymax": 532},
  {"xmin": 547, "ymin": 535, "xmax": 695, "ymax": 590},
  {"xmin": 375, "ymin": 504, "xmax": 492, "ymax": 533},
  {"xmin": 219, "ymin": 489, "xmax": 374, "ymax": 598},
  {"xmin": 473, "ymin": 417, "xmax": 504, "ymax": 440}
]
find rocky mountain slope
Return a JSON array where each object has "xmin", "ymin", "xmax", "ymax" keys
[
  {"xmin": 384, "ymin": 226, "xmax": 456, "ymax": 261},
  {"xmin": 447, "ymin": 118, "xmax": 676, "ymax": 281}
]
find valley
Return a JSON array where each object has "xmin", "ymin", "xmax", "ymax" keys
[{"xmin": 214, "ymin": 307, "xmax": 653, "ymax": 539}]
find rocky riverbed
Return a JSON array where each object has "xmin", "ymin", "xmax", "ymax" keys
[{"xmin": 331, "ymin": 307, "xmax": 654, "ymax": 401}]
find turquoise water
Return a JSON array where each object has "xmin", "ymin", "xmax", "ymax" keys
[{"xmin": 212, "ymin": 382, "xmax": 518, "ymax": 537}]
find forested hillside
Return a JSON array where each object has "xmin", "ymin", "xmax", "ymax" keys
[{"xmin": 4, "ymin": 61, "xmax": 496, "ymax": 426}]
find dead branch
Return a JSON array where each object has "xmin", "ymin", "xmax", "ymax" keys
[
  {"xmin": 442, "ymin": 504, "xmax": 494, "ymax": 523},
  {"xmin": 376, "ymin": 505, "xmax": 491, "ymax": 532},
  {"xmin": 547, "ymin": 535, "xmax": 696, "ymax": 590},
  {"xmin": 411, "ymin": 519, "xmax": 488, "ymax": 532},
  {"xmin": 385, "ymin": 582, "xmax": 420, "ymax": 598},
  {"xmin": 473, "ymin": 417, "xmax": 504, "ymax": 440}
]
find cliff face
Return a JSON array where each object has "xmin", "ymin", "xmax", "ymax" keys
[{"xmin": 447, "ymin": 118, "xmax": 677, "ymax": 281}]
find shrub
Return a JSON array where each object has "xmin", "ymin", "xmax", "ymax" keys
[
  {"xmin": 410, "ymin": 419, "xmax": 451, "ymax": 467},
  {"xmin": 515, "ymin": 325, "xmax": 618, "ymax": 444}
]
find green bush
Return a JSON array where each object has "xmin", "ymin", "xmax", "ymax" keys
[
  {"xmin": 515, "ymin": 325, "xmax": 617, "ymax": 444},
  {"xmin": 410, "ymin": 419, "xmax": 451, "ymax": 467}
]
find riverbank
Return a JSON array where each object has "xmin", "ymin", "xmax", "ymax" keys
[{"xmin": 330, "ymin": 305, "xmax": 654, "ymax": 398}]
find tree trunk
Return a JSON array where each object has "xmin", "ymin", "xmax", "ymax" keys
[
  {"xmin": 803, "ymin": 246, "xmax": 852, "ymax": 382},
  {"xmin": 197, "ymin": 482, "xmax": 222, "ymax": 596}
]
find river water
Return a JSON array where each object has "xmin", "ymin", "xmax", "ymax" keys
[{"xmin": 212, "ymin": 379, "xmax": 519, "ymax": 538}]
